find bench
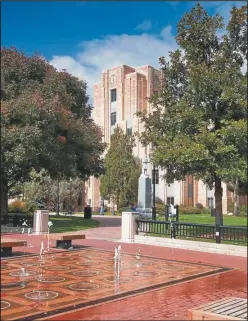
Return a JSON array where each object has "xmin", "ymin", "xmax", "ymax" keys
[
  {"xmin": 188, "ymin": 297, "xmax": 247, "ymax": 320},
  {"xmin": 49, "ymin": 233, "xmax": 85, "ymax": 249},
  {"xmin": 1, "ymin": 239, "xmax": 27, "ymax": 257}
]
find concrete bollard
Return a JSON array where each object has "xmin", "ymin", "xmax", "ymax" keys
[
  {"xmin": 33, "ymin": 210, "xmax": 49, "ymax": 235},
  {"xmin": 121, "ymin": 212, "xmax": 140, "ymax": 242}
]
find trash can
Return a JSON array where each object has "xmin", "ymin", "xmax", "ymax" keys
[
  {"xmin": 211, "ymin": 208, "xmax": 216, "ymax": 217},
  {"xmin": 84, "ymin": 206, "xmax": 92, "ymax": 219}
]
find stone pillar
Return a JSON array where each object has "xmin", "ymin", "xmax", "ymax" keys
[
  {"xmin": 138, "ymin": 174, "xmax": 152, "ymax": 209},
  {"xmin": 33, "ymin": 210, "xmax": 49, "ymax": 235},
  {"xmin": 121, "ymin": 212, "xmax": 140, "ymax": 242}
]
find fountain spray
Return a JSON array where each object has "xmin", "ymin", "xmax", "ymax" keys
[
  {"xmin": 47, "ymin": 221, "xmax": 53, "ymax": 251},
  {"xmin": 114, "ymin": 245, "xmax": 122, "ymax": 282}
]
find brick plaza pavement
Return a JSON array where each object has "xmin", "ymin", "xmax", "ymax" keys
[{"xmin": 1, "ymin": 215, "xmax": 247, "ymax": 320}]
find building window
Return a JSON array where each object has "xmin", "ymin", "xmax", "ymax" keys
[
  {"xmin": 207, "ymin": 197, "xmax": 214, "ymax": 209},
  {"xmin": 167, "ymin": 197, "xmax": 174, "ymax": 205},
  {"xmin": 127, "ymin": 127, "xmax": 132, "ymax": 136},
  {"xmin": 188, "ymin": 183, "xmax": 193, "ymax": 198},
  {"xmin": 110, "ymin": 89, "xmax": 117, "ymax": 102},
  {"xmin": 152, "ymin": 169, "xmax": 159, "ymax": 185},
  {"xmin": 111, "ymin": 112, "xmax": 116, "ymax": 126},
  {"xmin": 88, "ymin": 199, "xmax": 91, "ymax": 205}
]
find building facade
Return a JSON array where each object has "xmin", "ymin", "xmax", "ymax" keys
[{"xmin": 85, "ymin": 64, "xmax": 232, "ymax": 213}]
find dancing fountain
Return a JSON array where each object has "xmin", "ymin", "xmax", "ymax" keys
[
  {"xmin": 47, "ymin": 221, "xmax": 53, "ymax": 251},
  {"xmin": 114, "ymin": 245, "xmax": 122, "ymax": 283}
]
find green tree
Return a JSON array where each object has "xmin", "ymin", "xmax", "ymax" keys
[
  {"xmin": 23, "ymin": 169, "xmax": 84, "ymax": 212},
  {"xmin": 227, "ymin": 180, "xmax": 248, "ymax": 216},
  {"xmin": 100, "ymin": 127, "xmax": 141, "ymax": 209},
  {"xmin": 138, "ymin": 4, "xmax": 247, "ymax": 225},
  {"xmin": 1, "ymin": 47, "xmax": 106, "ymax": 216}
]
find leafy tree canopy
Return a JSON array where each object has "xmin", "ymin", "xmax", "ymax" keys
[
  {"xmin": 1, "ymin": 47, "xmax": 106, "ymax": 215},
  {"xmin": 100, "ymin": 127, "xmax": 141, "ymax": 208},
  {"xmin": 23, "ymin": 169, "xmax": 83, "ymax": 212},
  {"xmin": 138, "ymin": 4, "xmax": 247, "ymax": 222}
]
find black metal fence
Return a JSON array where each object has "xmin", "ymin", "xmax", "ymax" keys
[
  {"xmin": 136, "ymin": 219, "xmax": 247, "ymax": 244},
  {"xmin": 1, "ymin": 214, "xmax": 33, "ymax": 227}
]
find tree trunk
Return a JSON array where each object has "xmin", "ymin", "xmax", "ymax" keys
[
  {"xmin": 116, "ymin": 193, "xmax": 120, "ymax": 211},
  {"xmin": 233, "ymin": 179, "xmax": 239, "ymax": 216},
  {"xmin": 0, "ymin": 183, "xmax": 8, "ymax": 217},
  {"xmin": 214, "ymin": 176, "xmax": 223, "ymax": 225}
]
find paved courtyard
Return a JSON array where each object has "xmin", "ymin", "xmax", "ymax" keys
[{"xmin": 1, "ymin": 216, "xmax": 247, "ymax": 320}]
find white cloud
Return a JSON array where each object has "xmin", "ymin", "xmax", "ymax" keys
[
  {"xmin": 135, "ymin": 20, "xmax": 152, "ymax": 31},
  {"xmin": 50, "ymin": 1, "xmax": 246, "ymax": 103},
  {"xmin": 50, "ymin": 25, "xmax": 177, "ymax": 103}
]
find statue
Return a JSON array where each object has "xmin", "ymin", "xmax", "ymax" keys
[
  {"xmin": 142, "ymin": 156, "xmax": 149, "ymax": 176},
  {"xmin": 137, "ymin": 156, "xmax": 152, "ymax": 209}
]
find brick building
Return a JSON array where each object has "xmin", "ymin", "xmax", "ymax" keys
[{"xmin": 85, "ymin": 64, "xmax": 233, "ymax": 213}]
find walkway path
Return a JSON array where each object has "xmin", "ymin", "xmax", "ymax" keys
[{"xmin": 80, "ymin": 215, "xmax": 121, "ymax": 240}]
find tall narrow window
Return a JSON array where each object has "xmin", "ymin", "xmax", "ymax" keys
[
  {"xmin": 111, "ymin": 112, "xmax": 116, "ymax": 126},
  {"xmin": 127, "ymin": 127, "xmax": 132, "ymax": 136},
  {"xmin": 152, "ymin": 169, "xmax": 159, "ymax": 185},
  {"xmin": 207, "ymin": 197, "xmax": 214, "ymax": 208},
  {"xmin": 188, "ymin": 183, "xmax": 193, "ymax": 198},
  {"xmin": 110, "ymin": 89, "xmax": 117, "ymax": 102}
]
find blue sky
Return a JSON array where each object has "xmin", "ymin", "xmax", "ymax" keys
[{"xmin": 2, "ymin": 1, "xmax": 245, "ymax": 98}]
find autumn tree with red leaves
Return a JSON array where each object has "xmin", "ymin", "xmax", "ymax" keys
[{"xmin": 1, "ymin": 47, "xmax": 106, "ymax": 216}]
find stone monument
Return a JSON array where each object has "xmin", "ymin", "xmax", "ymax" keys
[{"xmin": 137, "ymin": 156, "xmax": 152, "ymax": 210}]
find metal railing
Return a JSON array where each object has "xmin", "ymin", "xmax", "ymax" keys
[
  {"xmin": 136, "ymin": 219, "xmax": 247, "ymax": 244},
  {"xmin": 220, "ymin": 225, "xmax": 247, "ymax": 243},
  {"xmin": 1, "ymin": 214, "xmax": 33, "ymax": 227}
]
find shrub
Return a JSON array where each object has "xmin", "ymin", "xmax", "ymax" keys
[
  {"xmin": 200, "ymin": 207, "xmax": 211, "ymax": 214},
  {"xmin": 156, "ymin": 203, "xmax": 165, "ymax": 216},
  {"xmin": 238, "ymin": 205, "xmax": 247, "ymax": 216},
  {"xmin": 8, "ymin": 200, "xmax": 27, "ymax": 213},
  {"xmin": 195, "ymin": 203, "xmax": 203, "ymax": 209},
  {"xmin": 179, "ymin": 206, "xmax": 202, "ymax": 214},
  {"xmin": 25, "ymin": 200, "xmax": 38, "ymax": 214},
  {"xmin": 155, "ymin": 197, "xmax": 164, "ymax": 205},
  {"xmin": 118, "ymin": 207, "xmax": 131, "ymax": 214},
  {"xmin": 227, "ymin": 202, "xmax": 247, "ymax": 216}
]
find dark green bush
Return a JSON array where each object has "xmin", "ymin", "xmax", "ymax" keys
[
  {"xmin": 156, "ymin": 203, "xmax": 165, "ymax": 216},
  {"xmin": 118, "ymin": 207, "xmax": 131, "ymax": 214},
  {"xmin": 25, "ymin": 200, "xmax": 38, "ymax": 214},
  {"xmin": 179, "ymin": 206, "xmax": 203, "ymax": 214},
  {"xmin": 239, "ymin": 205, "xmax": 247, "ymax": 216}
]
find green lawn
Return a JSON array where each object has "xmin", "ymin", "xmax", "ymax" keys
[
  {"xmin": 159, "ymin": 214, "xmax": 247, "ymax": 227},
  {"xmin": 48, "ymin": 216, "xmax": 100, "ymax": 233},
  {"xmin": 71, "ymin": 211, "xmax": 121, "ymax": 216}
]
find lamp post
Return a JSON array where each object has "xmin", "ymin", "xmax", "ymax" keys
[
  {"xmin": 151, "ymin": 143, "xmax": 157, "ymax": 221},
  {"xmin": 69, "ymin": 178, "xmax": 72, "ymax": 214},
  {"xmin": 56, "ymin": 179, "xmax": 60, "ymax": 216},
  {"xmin": 152, "ymin": 163, "xmax": 156, "ymax": 221}
]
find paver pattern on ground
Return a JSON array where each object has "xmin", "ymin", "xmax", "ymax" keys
[
  {"xmin": 1, "ymin": 248, "xmax": 230, "ymax": 321},
  {"xmin": 1, "ymin": 215, "xmax": 247, "ymax": 321}
]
